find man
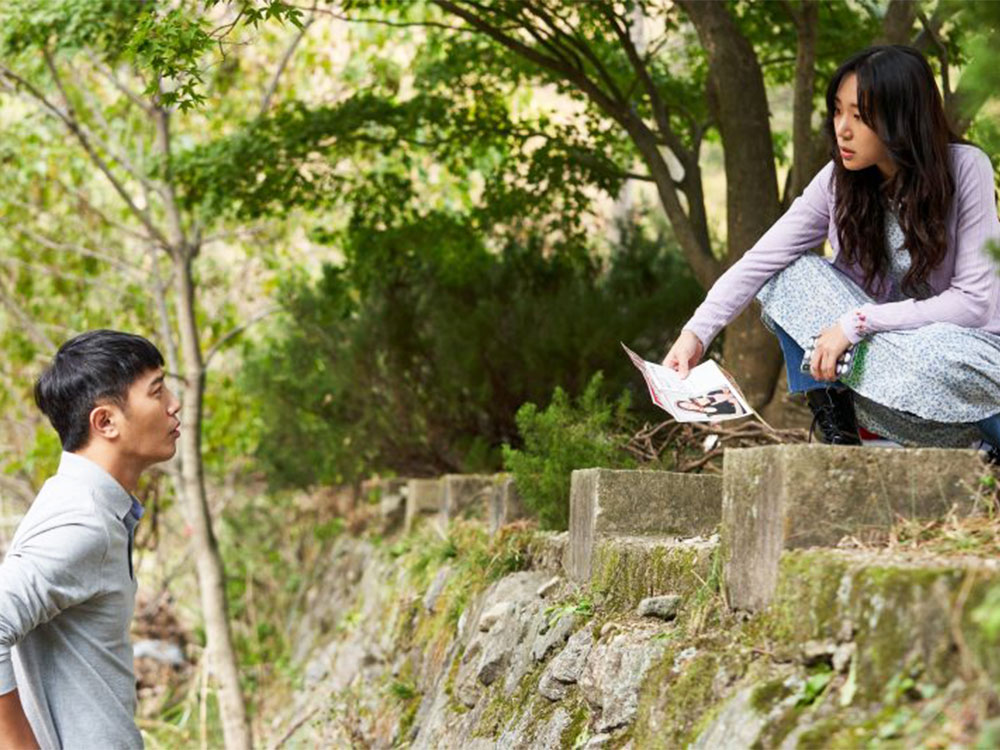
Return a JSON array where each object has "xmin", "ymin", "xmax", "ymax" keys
[{"xmin": 0, "ymin": 330, "xmax": 181, "ymax": 749}]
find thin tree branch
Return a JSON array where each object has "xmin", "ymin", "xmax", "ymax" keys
[
  {"xmin": 44, "ymin": 51, "xmax": 167, "ymax": 202},
  {"xmin": 201, "ymin": 227, "xmax": 268, "ymax": 245},
  {"xmin": 0, "ymin": 281, "xmax": 57, "ymax": 353},
  {"xmin": 526, "ymin": 3, "xmax": 626, "ymax": 103},
  {"xmin": 260, "ymin": 3, "xmax": 317, "ymax": 116},
  {"xmin": 204, "ymin": 306, "xmax": 283, "ymax": 368},
  {"xmin": 0, "ymin": 62, "xmax": 170, "ymax": 248},
  {"xmin": 432, "ymin": 1, "xmax": 628, "ymax": 128},
  {"xmin": 300, "ymin": 5, "xmax": 476, "ymax": 32},
  {"xmin": 600, "ymin": 4, "xmax": 692, "ymax": 164},
  {"xmin": 911, "ymin": 1, "xmax": 962, "ymax": 53},
  {"xmin": 147, "ymin": 245, "xmax": 182, "ymax": 391},
  {"xmin": 917, "ymin": 10, "xmax": 951, "ymax": 105},
  {"xmin": 505, "ymin": 4, "xmax": 585, "ymax": 73},
  {"xmin": 48, "ymin": 178, "xmax": 156, "ymax": 243},
  {"xmin": 10, "ymin": 226, "xmax": 145, "ymax": 277},
  {"xmin": 0, "ymin": 255, "xmax": 122, "ymax": 288},
  {"xmin": 88, "ymin": 56, "xmax": 154, "ymax": 115},
  {"xmin": 210, "ymin": 7, "xmax": 246, "ymax": 39},
  {"xmin": 431, "ymin": 0, "xmax": 718, "ymax": 285},
  {"xmin": 151, "ymin": 95, "xmax": 191, "ymax": 260}
]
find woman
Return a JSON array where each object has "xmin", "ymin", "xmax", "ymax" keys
[
  {"xmin": 662, "ymin": 45, "xmax": 1000, "ymax": 449},
  {"xmin": 676, "ymin": 388, "xmax": 746, "ymax": 418}
]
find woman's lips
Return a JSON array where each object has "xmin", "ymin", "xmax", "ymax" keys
[{"xmin": 840, "ymin": 147, "xmax": 855, "ymax": 159}]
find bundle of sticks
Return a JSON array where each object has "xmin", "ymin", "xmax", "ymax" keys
[{"xmin": 624, "ymin": 418, "xmax": 809, "ymax": 473}]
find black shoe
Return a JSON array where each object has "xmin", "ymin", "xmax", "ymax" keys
[
  {"xmin": 985, "ymin": 445, "xmax": 1000, "ymax": 466},
  {"xmin": 806, "ymin": 388, "xmax": 862, "ymax": 445}
]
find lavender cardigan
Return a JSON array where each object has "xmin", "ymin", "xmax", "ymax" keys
[{"xmin": 683, "ymin": 144, "xmax": 1000, "ymax": 348}]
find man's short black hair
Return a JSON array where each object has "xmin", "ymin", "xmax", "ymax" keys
[{"xmin": 34, "ymin": 330, "xmax": 165, "ymax": 452}]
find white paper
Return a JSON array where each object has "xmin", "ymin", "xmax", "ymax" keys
[{"xmin": 622, "ymin": 343, "xmax": 753, "ymax": 423}]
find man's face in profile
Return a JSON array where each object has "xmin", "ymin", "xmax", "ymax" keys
[{"xmin": 106, "ymin": 368, "xmax": 181, "ymax": 465}]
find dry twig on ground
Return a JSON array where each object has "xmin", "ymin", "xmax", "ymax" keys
[{"xmin": 624, "ymin": 418, "xmax": 809, "ymax": 472}]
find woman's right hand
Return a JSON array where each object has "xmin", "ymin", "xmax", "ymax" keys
[{"xmin": 661, "ymin": 330, "xmax": 704, "ymax": 379}]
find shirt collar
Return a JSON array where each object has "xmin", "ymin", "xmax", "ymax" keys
[{"xmin": 57, "ymin": 452, "xmax": 135, "ymax": 520}]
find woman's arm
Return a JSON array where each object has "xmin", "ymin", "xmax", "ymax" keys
[
  {"xmin": 683, "ymin": 161, "xmax": 835, "ymax": 349},
  {"xmin": 838, "ymin": 147, "xmax": 1000, "ymax": 342}
]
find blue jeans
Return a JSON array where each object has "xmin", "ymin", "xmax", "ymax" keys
[{"xmin": 771, "ymin": 322, "xmax": 1000, "ymax": 447}]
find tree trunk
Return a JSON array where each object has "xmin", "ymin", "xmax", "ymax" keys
[
  {"xmin": 679, "ymin": 0, "xmax": 785, "ymax": 409},
  {"xmin": 786, "ymin": 0, "xmax": 828, "ymax": 207},
  {"xmin": 174, "ymin": 252, "xmax": 253, "ymax": 750}
]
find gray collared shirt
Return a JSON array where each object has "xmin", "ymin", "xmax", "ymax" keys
[{"xmin": 0, "ymin": 452, "xmax": 144, "ymax": 749}]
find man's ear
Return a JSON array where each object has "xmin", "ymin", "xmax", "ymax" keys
[{"xmin": 89, "ymin": 403, "xmax": 121, "ymax": 442}]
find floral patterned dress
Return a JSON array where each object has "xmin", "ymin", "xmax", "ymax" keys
[{"xmin": 756, "ymin": 212, "xmax": 1000, "ymax": 447}]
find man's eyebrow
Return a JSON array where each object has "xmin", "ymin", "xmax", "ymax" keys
[{"xmin": 148, "ymin": 374, "xmax": 165, "ymax": 391}]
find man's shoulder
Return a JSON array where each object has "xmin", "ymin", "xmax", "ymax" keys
[
  {"xmin": 27, "ymin": 475, "xmax": 103, "ymax": 522},
  {"xmin": 10, "ymin": 479, "xmax": 109, "ymax": 559}
]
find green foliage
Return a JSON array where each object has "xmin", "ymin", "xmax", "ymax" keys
[
  {"xmin": 953, "ymin": 1, "xmax": 1000, "ymax": 152},
  {"xmin": 0, "ymin": 0, "xmax": 144, "ymax": 58},
  {"xmin": 795, "ymin": 667, "xmax": 833, "ymax": 708},
  {"xmin": 971, "ymin": 584, "xmax": 1000, "ymax": 642},
  {"xmin": 502, "ymin": 373, "xmax": 636, "ymax": 531},
  {"xmin": 242, "ymin": 210, "xmax": 697, "ymax": 490},
  {"xmin": 543, "ymin": 595, "xmax": 594, "ymax": 629},
  {"xmin": 219, "ymin": 491, "xmax": 323, "ymax": 706},
  {"xmin": 124, "ymin": 8, "xmax": 214, "ymax": 110}
]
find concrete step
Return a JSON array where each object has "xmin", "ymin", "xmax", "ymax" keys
[
  {"xmin": 405, "ymin": 474, "xmax": 529, "ymax": 535},
  {"xmin": 760, "ymin": 547, "xmax": 1000, "ymax": 702},
  {"xmin": 721, "ymin": 445, "xmax": 989, "ymax": 610},
  {"xmin": 404, "ymin": 478, "xmax": 444, "ymax": 532},
  {"xmin": 588, "ymin": 534, "xmax": 718, "ymax": 613},
  {"xmin": 567, "ymin": 468, "xmax": 722, "ymax": 582}
]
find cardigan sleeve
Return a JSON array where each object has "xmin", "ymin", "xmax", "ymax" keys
[
  {"xmin": 837, "ymin": 147, "xmax": 1000, "ymax": 340},
  {"xmin": 683, "ymin": 161, "xmax": 834, "ymax": 349}
]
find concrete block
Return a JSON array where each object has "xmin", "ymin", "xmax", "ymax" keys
[
  {"xmin": 405, "ymin": 478, "xmax": 444, "ymax": 532},
  {"xmin": 722, "ymin": 445, "xmax": 987, "ymax": 611},
  {"xmin": 375, "ymin": 478, "xmax": 409, "ymax": 533},
  {"xmin": 589, "ymin": 535, "xmax": 717, "ymax": 612},
  {"xmin": 767, "ymin": 548, "xmax": 1000, "ymax": 700},
  {"xmin": 489, "ymin": 475, "xmax": 529, "ymax": 535},
  {"xmin": 442, "ymin": 474, "xmax": 498, "ymax": 522},
  {"xmin": 566, "ymin": 469, "xmax": 723, "ymax": 582}
]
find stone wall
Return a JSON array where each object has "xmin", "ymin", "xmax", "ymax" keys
[{"xmin": 267, "ymin": 446, "xmax": 1000, "ymax": 748}]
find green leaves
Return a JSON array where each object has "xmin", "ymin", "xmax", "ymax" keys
[
  {"xmin": 795, "ymin": 667, "xmax": 833, "ymax": 708},
  {"xmin": 124, "ymin": 8, "xmax": 213, "ymax": 110},
  {"xmin": 241, "ymin": 208, "xmax": 701, "ymax": 490},
  {"xmin": 0, "ymin": 0, "xmax": 145, "ymax": 58},
  {"xmin": 502, "ymin": 372, "xmax": 636, "ymax": 531}
]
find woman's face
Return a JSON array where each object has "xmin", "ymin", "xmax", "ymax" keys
[{"xmin": 833, "ymin": 73, "xmax": 896, "ymax": 178}]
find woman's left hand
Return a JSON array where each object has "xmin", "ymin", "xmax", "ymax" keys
[{"xmin": 810, "ymin": 323, "xmax": 851, "ymax": 381}]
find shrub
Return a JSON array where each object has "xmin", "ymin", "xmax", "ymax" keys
[
  {"xmin": 242, "ymin": 211, "xmax": 699, "ymax": 489},
  {"xmin": 502, "ymin": 373, "xmax": 635, "ymax": 531}
]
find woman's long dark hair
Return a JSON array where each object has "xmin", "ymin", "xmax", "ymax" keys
[{"xmin": 824, "ymin": 45, "xmax": 963, "ymax": 297}]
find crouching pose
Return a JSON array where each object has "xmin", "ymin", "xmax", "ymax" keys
[{"xmin": 664, "ymin": 45, "xmax": 1000, "ymax": 450}]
